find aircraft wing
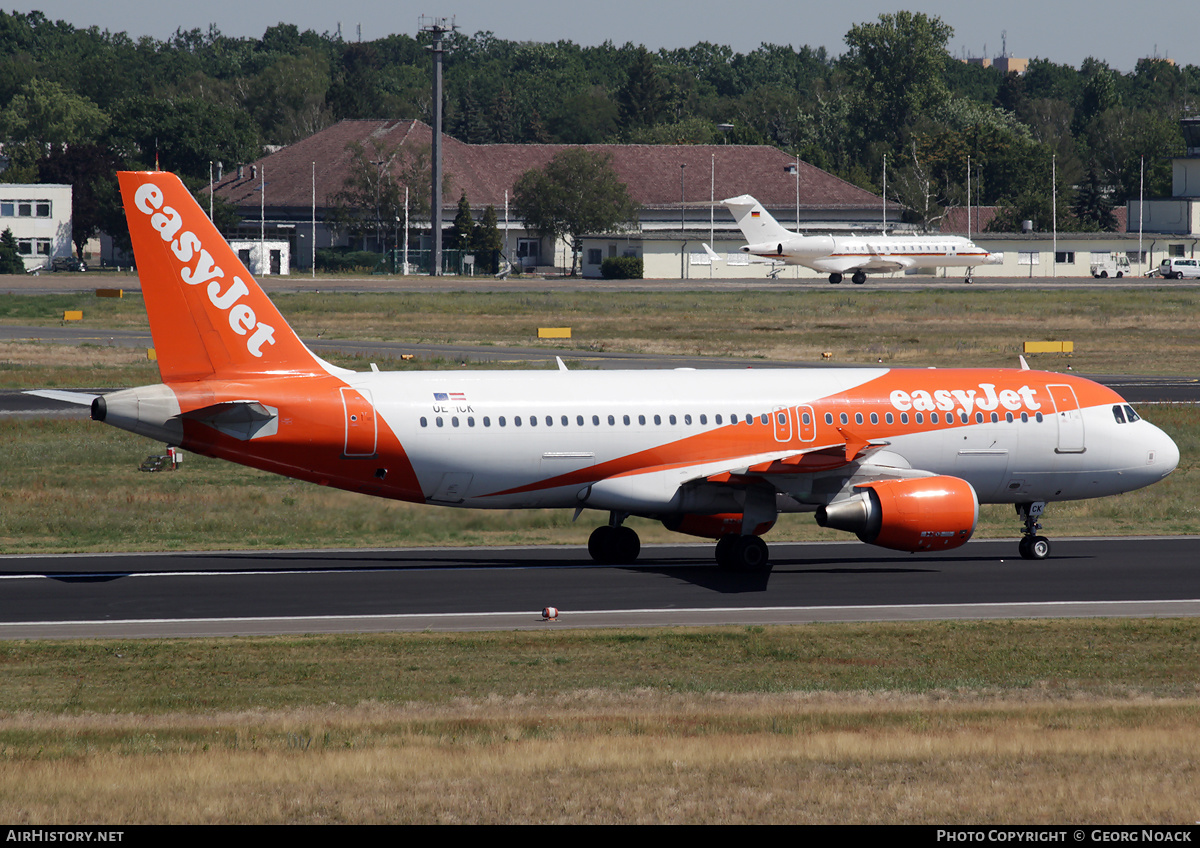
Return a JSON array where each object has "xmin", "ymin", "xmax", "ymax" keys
[
  {"xmin": 809, "ymin": 256, "xmax": 910, "ymax": 275},
  {"xmin": 579, "ymin": 433, "xmax": 895, "ymax": 514}
]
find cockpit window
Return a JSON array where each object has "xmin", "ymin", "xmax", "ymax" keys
[
  {"xmin": 1113, "ymin": 405, "xmax": 1126, "ymax": 424},
  {"xmin": 1124, "ymin": 405, "xmax": 1140, "ymax": 422}
]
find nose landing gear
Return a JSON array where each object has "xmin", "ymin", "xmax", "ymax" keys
[{"xmin": 1016, "ymin": 502, "xmax": 1050, "ymax": 560}]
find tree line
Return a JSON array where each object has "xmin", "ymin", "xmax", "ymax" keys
[{"xmin": 2, "ymin": 7, "xmax": 1198, "ymax": 252}]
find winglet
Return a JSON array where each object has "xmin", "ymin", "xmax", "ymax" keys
[
  {"xmin": 118, "ymin": 171, "xmax": 326, "ymax": 383},
  {"xmin": 702, "ymin": 243, "xmax": 722, "ymax": 262},
  {"xmin": 1019, "ymin": 355, "xmax": 1030, "ymax": 371}
]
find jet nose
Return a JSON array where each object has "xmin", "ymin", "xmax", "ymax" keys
[{"xmin": 1153, "ymin": 424, "xmax": 1180, "ymax": 478}]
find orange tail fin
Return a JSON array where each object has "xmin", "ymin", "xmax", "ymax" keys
[{"xmin": 118, "ymin": 171, "xmax": 322, "ymax": 382}]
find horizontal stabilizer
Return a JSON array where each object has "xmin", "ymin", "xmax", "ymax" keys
[{"xmin": 23, "ymin": 389, "xmax": 99, "ymax": 406}]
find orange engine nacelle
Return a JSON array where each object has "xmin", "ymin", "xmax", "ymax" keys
[
  {"xmin": 815, "ymin": 475, "xmax": 978, "ymax": 553},
  {"xmin": 662, "ymin": 513, "xmax": 776, "ymax": 540}
]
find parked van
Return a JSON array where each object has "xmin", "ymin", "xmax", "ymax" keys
[{"xmin": 1159, "ymin": 257, "xmax": 1200, "ymax": 279}]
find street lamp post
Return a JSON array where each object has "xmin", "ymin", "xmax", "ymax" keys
[{"xmin": 680, "ymin": 164, "xmax": 686, "ymax": 279}]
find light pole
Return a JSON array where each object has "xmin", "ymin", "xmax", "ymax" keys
[{"xmin": 680, "ymin": 163, "xmax": 686, "ymax": 279}]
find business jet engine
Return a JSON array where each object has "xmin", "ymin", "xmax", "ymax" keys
[{"xmin": 815, "ymin": 476, "xmax": 978, "ymax": 553}]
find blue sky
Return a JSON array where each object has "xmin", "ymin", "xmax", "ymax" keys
[{"xmin": 22, "ymin": 1, "xmax": 1198, "ymax": 72}]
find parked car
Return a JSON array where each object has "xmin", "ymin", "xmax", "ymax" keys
[
  {"xmin": 51, "ymin": 256, "xmax": 88, "ymax": 272},
  {"xmin": 1158, "ymin": 257, "xmax": 1200, "ymax": 279}
]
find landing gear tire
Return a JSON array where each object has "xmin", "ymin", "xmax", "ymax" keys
[
  {"xmin": 715, "ymin": 534, "xmax": 772, "ymax": 573},
  {"xmin": 829, "ymin": 273, "xmax": 843, "ymax": 284},
  {"xmin": 1018, "ymin": 535, "xmax": 1051, "ymax": 560},
  {"xmin": 715, "ymin": 535, "xmax": 739, "ymax": 570},
  {"xmin": 588, "ymin": 524, "xmax": 641, "ymax": 564},
  {"xmin": 851, "ymin": 271, "xmax": 866, "ymax": 285}
]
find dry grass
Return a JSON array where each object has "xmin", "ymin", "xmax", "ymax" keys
[{"xmin": 2, "ymin": 693, "xmax": 1198, "ymax": 823}]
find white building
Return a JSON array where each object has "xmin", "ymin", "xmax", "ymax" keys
[{"xmin": 0, "ymin": 183, "xmax": 73, "ymax": 272}]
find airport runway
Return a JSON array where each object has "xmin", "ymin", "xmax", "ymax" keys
[{"xmin": 1, "ymin": 537, "xmax": 1198, "ymax": 639}]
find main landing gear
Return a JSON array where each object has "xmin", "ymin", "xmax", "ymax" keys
[
  {"xmin": 1016, "ymin": 502, "xmax": 1050, "ymax": 560},
  {"xmin": 851, "ymin": 271, "xmax": 867, "ymax": 285},
  {"xmin": 715, "ymin": 534, "xmax": 772, "ymax": 573},
  {"xmin": 829, "ymin": 273, "xmax": 842, "ymax": 284},
  {"xmin": 588, "ymin": 516, "xmax": 641, "ymax": 564}
]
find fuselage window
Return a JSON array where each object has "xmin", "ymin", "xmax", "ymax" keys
[
  {"xmin": 855, "ymin": 412, "xmax": 864, "ymax": 425},
  {"xmin": 654, "ymin": 414, "xmax": 662, "ymax": 425},
  {"xmin": 870, "ymin": 412, "xmax": 879, "ymax": 425},
  {"xmin": 516, "ymin": 416, "xmax": 523, "ymax": 426},
  {"xmin": 760, "ymin": 413, "xmax": 769, "ymax": 425},
  {"xmin": 561, "ymin": 415, "xmax": 568, "ymax": 426},
  {"xmin": 900, "ymin": 413, "xmax": 909, "ymax": 424},
  {"xmin": 990, "ymin": 412, "xmax": 998, "ymax": 423},
  {"xmin": 931, "ymin": 412, "xmax": 939, "ymax": 424},
  {"xmin": 593, "ymin": 415, "xmax": 600, "ymax": 426},
  {"xmin": 915, "ymin": 413, "xmax": 924, "ymax": 424},
  {"xmin": 825, "ymin": 413, "xmax": 834, "ymax": 425},
  {"xmin": 700, "ymin": 414, "xmax": 708, "ymax": 425},
  {"xmin": 803, "ymin": 412, "xmax": 813, "ymax": 425},
  {"xmin": 545, "ymin": 416, "xmax": 552, "ymax": 426},
  {"xmin": 685, "ymin": 414, "xmax": 693, "ymax": 425},
  {"xmin": 499, "ymin": 416, "xmax": 506, "ymax": 427},
  {"xmin": 484, "ymin": 417, "xmax": 491, "ymax": 427},
  {"xmin": 436, "ymin": 417, "xmax": 444, "ymax": 427},
  {"xmin": 638, "ymin": 414, "xmax": 646, "ymax": 425},
  {"xmin": 576, "ymin": 415, "xmax": 584, "ymax": 426},
  {"xmin": 623, "ymin": 415, "xmax": 631, "ymax": 425},
  {"xmin": 884, "ymin": 412, "xmax": 893, "ymax": 424},
  {"xmin": 1113, "ymin": 405, "xmax": 1126, "ymax": 424},
  {"xmin": 608, "ymin": 415, "xmax": 615, "ymax": 425},
  {"xmin": 715, "ymin": 414, "xmax": 723, "ymax": 425},
  {"xmin": 467, "ymin": 417, "xmax": 475, "ymax": 427},
  {"xmin": 1035, "ymin": 412, "xmax": 1044, "ymax": 423},
  {"xmin": 420, "ymin": 417, "xmax": 428, "ymax": 427},
  {"xmin": 960, "ymin": 412, "xmax": 969, "ymax": 424},
  {"xmin": 529, "ymin": 416, "xmax": 537, "ymax": 427},
  {"xmin": 839, "ymin": 413, "xmax": 849, "ymax": 425},
  {"xmin": 1020, "ymin": 412, "xmax": 1029, "ymax": 423},
  {"xmin": 670, "ymin": 414, "xmax": 677, "ymax": 425},
  {"xmin": 1005, "ymin": 412, "xmax": 1014, "ymax": 423},
  {"xmin": 1124, "ymin": 405, "xmax": 1140, "ymax": 422}
]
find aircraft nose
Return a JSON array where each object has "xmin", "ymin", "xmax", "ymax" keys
[{"xmin": 1153, "ymin": 424, "xmax": 1180, "ymax": 478}]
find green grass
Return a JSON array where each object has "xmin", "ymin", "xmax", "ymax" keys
[{"xmin": 1, "ymin": 620, "xmax": 1197, "ymax": 717}]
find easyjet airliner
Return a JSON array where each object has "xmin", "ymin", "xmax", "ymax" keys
[{"xmin": 81, "ymin": 172, "xmax": 1177, "ymax": 572}]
